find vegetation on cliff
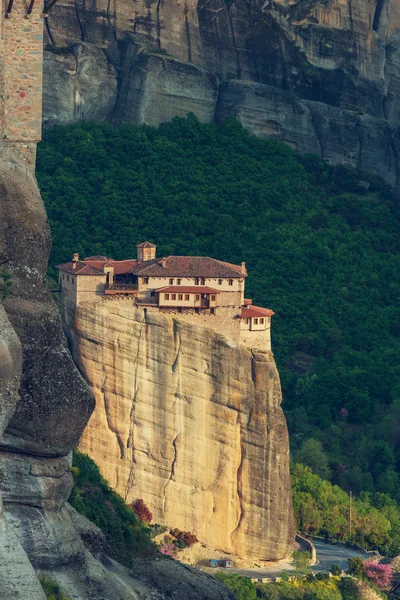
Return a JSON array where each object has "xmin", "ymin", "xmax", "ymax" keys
[
  {"xmin": 37, "ymin": 116, "xmax": 400, "ymax": 504},
  {"xmin": 216, "ymin": 571, "xmax": 386, "ymax": 600},
  {"xmin": 39, "ymin": 578, "xmax": 71, "ymax": 600},
  {"xmin": 69, "ymin": 451, "xmax": 156, "ymax": 566},
  {"xmin": 292, "ymin": 463, "xmax": 400, "ymax": 556}
]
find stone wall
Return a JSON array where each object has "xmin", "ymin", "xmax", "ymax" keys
[
  {"xmin": 158, "ymin": 304, "xmax": 241, "ymax": 341},
  {"xmin": 2, "ymin": 0, "xmax": 43, "ymax": 163},
  {"xmin": 239, "ymin": 326, "xmax": 271, "ymax": 353}
]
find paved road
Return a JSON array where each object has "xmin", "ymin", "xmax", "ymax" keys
[
  {"xmin": 230, "ymin": 539, "xmax": 371, "ymax": 579},
  {"xmin": 311, "ymin": 538, "xmax": 370, "ymax": 572}
]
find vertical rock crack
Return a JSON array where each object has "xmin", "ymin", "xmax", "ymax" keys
[{"xmin": 162, "ymin": 433, "xmax": 178, "ymax": 512}]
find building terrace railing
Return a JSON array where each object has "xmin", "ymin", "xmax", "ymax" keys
[{"xmin": 105, "ymin": 283, "xmax": 138, "ymax": 294}]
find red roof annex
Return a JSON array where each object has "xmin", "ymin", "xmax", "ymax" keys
[{"xmin": 241, "ymin": 306, "xmax": 275, "ymax": 319}]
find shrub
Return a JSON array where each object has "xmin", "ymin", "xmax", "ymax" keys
[
  {"xmin": 169, "ymin": 528, "xmax": 197, "ymax": 547},
  {"xmin": 159, "ymin": 543, "xmax": 176, "ymax": 558},
  {"xmin": 173, "ymin": 538, "xmax": 186, "ymax": 550},
  {"xmin": 347, "ymin": 556, "xmax": 365, "ymax": 577},
  {"xmin": 338, "ymin": 577, "xmax": 363, "ymax": 600},
  {"xmin": 39, "ymin": 577, "xmax": 71, "ymax": 600},
  {"xmin": 131, "ymin": 499, "xmax": 152, "ymax": 523},
  {"xmin": 364, "ymin": 560, "xmax": 393, "ymax": 589},
  {"xmin": 149, "ymin": 523, "xmax": 167, "ymax": 538},
  {"xmin": 0, "ymin": 267, "xmax": 12, "ymax": 299},
  {"xmin": 69, "ymin": 451, "xmax": 156, "ymax": 567},
  {"xmin": 290, "ymin": 549, "xmax": 311, "ymax": 580},
  {"xmin": 215, "ymin": 572, "xmax": 257, "ymax": 600},
  {"xmin": 330, "ymin": 564, "xmax": 342, "ymax": 576}
]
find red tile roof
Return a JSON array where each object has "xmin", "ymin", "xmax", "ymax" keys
[
  {"xmin": 133, "ymin": 256, "xmax": 246, "ymax": 278},
  {"xmin": 85, "ymin": 259, "xmax": 139, "ymax": 275},
  {"xmin": 156, "ymin": 286, "xmax": 221, "ymax": 294},
  {"xmin": 84, "ymin": 255, "xmax": 111, "ymax": 261},
  {"xmin": 244, "ymin": 298, "xmax": 253, "ymax": 306},
  {"xmin": 241, "ymin": 306, "xmax": 274, "ymax": 319},
  {"xmin": 56, "ymin": 261, "xmax": 104, "ymax": 275},
  {"xmin": 58, "ymin": 254, "xmax": 246, "ymax": 279},
  {"xmin": 137, "ymin": 241, "xmax": 156, "ymax": 248}
]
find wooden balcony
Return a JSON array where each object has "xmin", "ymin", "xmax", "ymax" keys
[{"xmin": 105, "ymin": 283, "xmax": 138, "ymax": 295}]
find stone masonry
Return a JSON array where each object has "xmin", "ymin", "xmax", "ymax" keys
[{"xmin": 1, "ymin": 0, "xmax": 43, "ymax": 164}]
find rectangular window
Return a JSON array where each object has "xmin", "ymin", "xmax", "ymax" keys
[
  {"xmin": 72, "ymin": 278, "xmax": 75, "ymax": 285},
  {"xmin": 178, "ymin": 294, "xmax": 183, "ymax": 300},
  {"xmin": 210, "ymin": 308, "xmax": 215, "ymax": 315},
  {"xmin": 169, "ymin": 278, "xmax": 174, "ymax": 285},
  {"xmin": 62, "ymin": 274, "xmax": 65, "ymax": 280},
  {"xmin": 142, "ymin": 277, "xmax": 149, "ymax": 284},
  {"xmin": 150, "ymin": 291, "xmax": 155, "ymax": 297},
  {"xmin": 195, "ymin": 278, "xmax": 200, "ymax": 285},
  {"xmin": 195, "ymin": 295, "xmax": 200, "ymax": 301},
  {"xmin": 246, "ymin": 318, "xmax": 251, "ymax": 325},
  {"xmin": 228, "ymin": 279, "xmax": 233, "ymax": 286},
  {"xmin": 171, "ymin": 294, "xmax": 176, "ymax": 300},
  {"xmin": 164, "ymin": 294, "xmax": 170, "ymax": 300},
  {"xmin": 254, "ymin": 318, "xmax": 258, "ymax": 325},
  {"xmin": 260, "ymin": 318, "xmax": 264, "ymax": 324},
  {"xmin": 184, "ymin": 294, "xmax": 190, "ymax": 301},
  {"xmin": 67, "ymin": 275, "xmax": 69, "ymax": 281},
  {"xmin": 201, "ymin": 277, "xmax": 205, "ymax": 285},
  {"xmin": 211, "ymin": 295, "xmax": 216, "ymax": 301},
  {"xmin": 177, "ymin": 278, "xmax": 181, "ymax": 285},
  {"xmin": 218, "ymin": 279, "xmax": 222, "ymax": 285},
  {"xmin": 195, "ymin": 308, "xmax": 200, "ymax": 314}
]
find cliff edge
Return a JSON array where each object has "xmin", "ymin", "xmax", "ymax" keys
[
  {"xmin": 60, "ymin": 295, "xmax": 296, "ymax": 561},
  {"xmin": 0, "ymin": 147, "xmax": 235, "ymax": 599}
]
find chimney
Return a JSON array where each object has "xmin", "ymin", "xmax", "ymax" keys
[
  {"xmin": 161, "ymin": 257, "xmax": 167, "ymax": 268},
  {"xmin": 241, "ymin": 261, "xmax": 247, "ymax": 275},
  {"xmin": 72, "ymin": 253, "xmax": 79, "ymax": 269}
]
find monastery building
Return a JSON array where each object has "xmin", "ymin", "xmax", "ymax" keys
[{"xmin": 57, "ymin": 242, "xmax": 274, "ymax": 352}]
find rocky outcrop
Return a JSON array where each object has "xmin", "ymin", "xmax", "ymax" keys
[
  {"xmin": 0, "ymin": 147, "xmax": 236, "ymax": 599},
  {"xmin": 216, "ymin": 80, "xmax": 400, "ymax": 186},
  {"xmin": 110, "ymin": 51, "xmax": 219, "ymax": 127},
  {"xmin": 59, "ymin": 297, "xmax": 296, "ymax": 561},
  {"xmin": 43, "ymin": 43, "xmax": 117, "ymax": 127},
  {"xmin": 42, "ymin": 0, "xmax": 400, "ymax": 185}
]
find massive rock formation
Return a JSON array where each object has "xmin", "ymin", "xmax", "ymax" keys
[
  {"xmin": 42, "ymin": 0, "xmax": 400, "ymax": 184},
  {"xmin": 59, "ymin": 295, "xmax": 295, "ymax": 561},
  {"xmin": 0, "ymin": 148, "xmax": 236, "ymax": 599}
]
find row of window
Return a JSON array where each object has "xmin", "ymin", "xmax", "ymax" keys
[
  {"xmin": 61, "ymin": 274, "xmax": 75, "ymax": 284},
  {"xmin": 246, "ymin": 317, "xmax": 265, "ymax": 325},
  {"xmin": 164, "ymin": 294, "xmax": 217, "ymax": 301},
  {"xmin": 141, "ymin": 277, "xmax": 234, "ymax": 286}
]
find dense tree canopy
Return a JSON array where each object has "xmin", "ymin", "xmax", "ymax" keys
[{"xmin": 37, "ymin": 115, "xmax": 400, "ymax": 502}]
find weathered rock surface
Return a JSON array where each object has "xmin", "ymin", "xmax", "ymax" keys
[
  {"xmin": 43, "ymin": 43, "xmax": 117, "ymax": 126},
  {"xmin": 216, "ymin": 80, "xmax": 400, "ymax": 186},
  {"xmin": 0, "ymin": 147, "xmax": 236, "ymax": 599},
  {"xmin": 111, "ymin": 51, "xmax": 219, "ymax": 127},
  {"xmin": 60, "ymin": 297, "xmax": 296, "ymax": 561},
  {"xmin": 42, "ymin": 0, "xmax": 400, "ymax": 184}
]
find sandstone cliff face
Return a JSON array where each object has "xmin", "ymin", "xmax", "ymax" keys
[
  {"xmin": 42, "ymin": 0, "xmax": 400, "ymax": 184},
  {"xmin": 60, "ymin": 297, "xmax": 295, "ymax": 561},
  {"xmin": 0, "ymin": 147, "xmax": 236, "ymax": 600}
]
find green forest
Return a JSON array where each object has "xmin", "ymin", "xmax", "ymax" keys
[{"xmin": 36, "ymin": 115, "xmax": 400, "ymax": 507}]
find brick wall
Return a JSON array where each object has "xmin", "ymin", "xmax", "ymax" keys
[{"xmin": 1, "ymin": 0, "xmax": 43, "ymax": 163}]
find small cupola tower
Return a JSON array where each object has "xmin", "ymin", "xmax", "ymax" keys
[{"xmin": 137, "ymin": 241, "xmax": 156, "ymax": 262}]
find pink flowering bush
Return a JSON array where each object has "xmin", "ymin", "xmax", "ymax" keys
[
  {"xmin": 160, "ymin": 543, "xmax": 176, "ymax": 558},
  {"xmin": 364, "ymin": 560, "xmax": 393, "ymax": 589}
]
